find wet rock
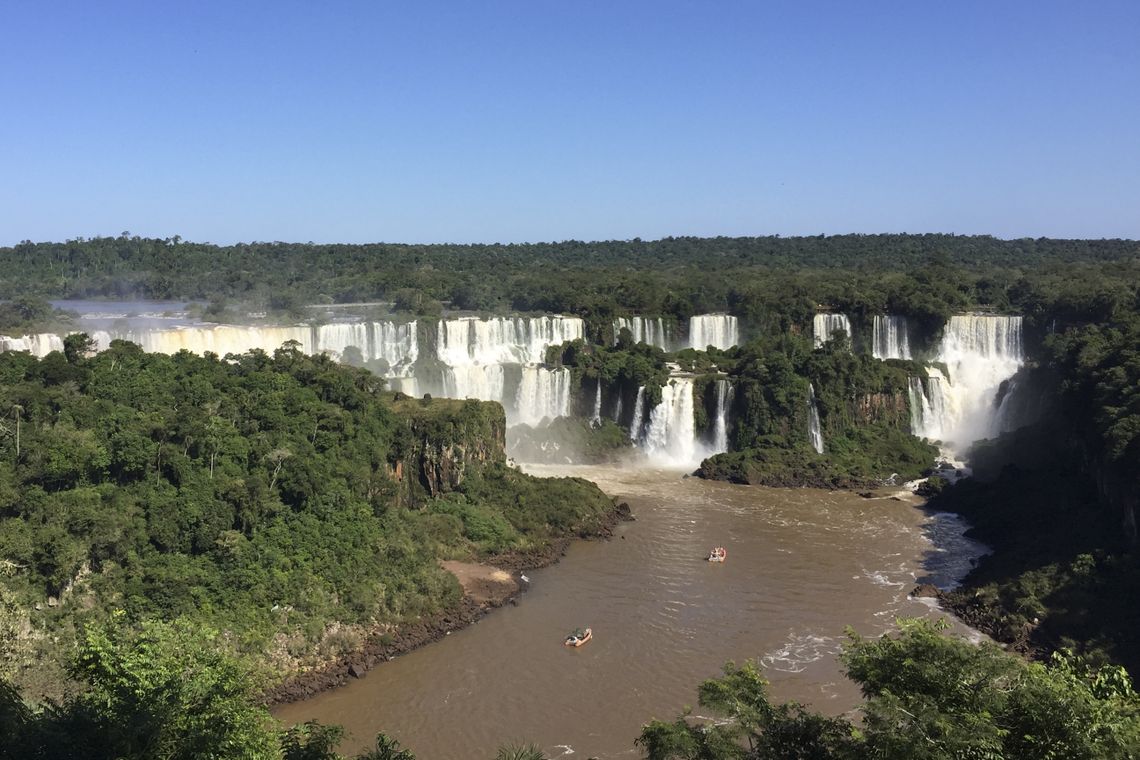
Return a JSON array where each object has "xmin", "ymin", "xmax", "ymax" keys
[
  {"xmin": 910, "ymin": 583, "xmax": 941, "ymax": 598},
  {"xmin": 615, "ymin": 501, "xmax": 635, "ymax": 521},
  {"xmin": 348, "ymin": 662, "xmax": 366, "ymax": 679}
]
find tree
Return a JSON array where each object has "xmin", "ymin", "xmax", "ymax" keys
[{"xmin": 66, "ymin": 614, "xmax": 279, "ymax": 760}]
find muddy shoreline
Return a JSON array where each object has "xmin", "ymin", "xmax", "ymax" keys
[{"xmin": 264, "ymin": 506, "xmax": 629, "ymax": 706}]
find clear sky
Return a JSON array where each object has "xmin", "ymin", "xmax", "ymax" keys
[{"xmin": 2, "ymin": 1, "xmax": 1138, "ymax": 245}]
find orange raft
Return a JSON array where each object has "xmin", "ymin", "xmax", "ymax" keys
[
  {"xmin": 564, "ymin": 627, "xmax": 593, "ymax": 647},
  {"xmin": 707, "ymin": 547, "xmax": 727, "ymax": 563}
]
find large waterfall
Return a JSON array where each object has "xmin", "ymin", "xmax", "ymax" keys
[
  {"xmin": 515, "ymin": 366, "xmax": 572, "ymax": 427},
  {"xmin": 688, "ymin": 314, "xmax": 739, "ymax": 350},
  {"xmin": 807, "ymin": 383, "xmax": 825, "ymax": 454},
  {"xmin": 0, "ymin": 334, "xmax": 65, "ymax": 355},
  {"xmin": 711, "ymin": 379, "xmax": 734, "ymax": 454},
  {"xmin": 908, "ymin": 315, "xmax": 1023, "ymax": 450},
  {"xmin": 612, "ymin": 317, "xmax": 673, "ymax": 350},
  {"xmin": 641, "ymin": 378, "xmax": 697, "ymax": 465},
  {"xmin": 872, "ymin": 315, "xmax": 911, "ymax": 360},
  {"xmin": 813, "ymin": 313, "xmax": 851, "ymax": 348},
  {"xmin": 433, "ymin": 316, "xmax": 583, "ymax": 425},
  {"xmin": 436, "ymin": 316, "xmax": 582, "ymax": 366}
]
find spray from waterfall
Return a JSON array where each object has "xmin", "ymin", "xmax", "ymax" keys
[
  {"xmin": 908, "ymin": 315, "xmax": 1023, "ymax": 452},
  {"xmin": 641, "ymin": 378, "xmax": 697, "ymax": 466}
]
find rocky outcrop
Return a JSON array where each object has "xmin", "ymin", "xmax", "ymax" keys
[
  {"xmin": 853, "ymin": 391, "xmax": 910, "ymax": 426},
  {"xmin": 389, "ymin": 397, "xmax": 507, "ymax": 503}
]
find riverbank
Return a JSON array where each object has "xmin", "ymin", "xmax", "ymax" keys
[{"xmin": 264, "ymin": 503, "xmax": 630, "ymax": 705}]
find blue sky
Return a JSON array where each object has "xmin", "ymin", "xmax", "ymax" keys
[{"xmin": 2, "ymin": 1, "xmax": 1138, "ymax": 245}]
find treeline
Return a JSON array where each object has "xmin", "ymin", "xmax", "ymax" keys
[
  {"xmin": 3, "ymin": 235, "xmax": 1137, "ymax": 344},
  {"xmin": 0, "ymin": 341, "xmax": 615, "ymax": 701}
]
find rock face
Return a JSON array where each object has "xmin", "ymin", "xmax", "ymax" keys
[
  {"xmin": 389, "ymin": 397, "xmax": 507, "ymax": 503},
  {"xmin": 853, "ymin": 391, "xmax": 910, "ymax": 426}
]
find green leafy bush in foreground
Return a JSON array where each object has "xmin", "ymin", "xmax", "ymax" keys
[{"xmin": 638, "ymin": 619, "xmax": 1140, "ymax": 760}]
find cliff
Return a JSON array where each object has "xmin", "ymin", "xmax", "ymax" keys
[{"xmin": 389, "ymin": 397, "xmax": 507, "ymax": 503}]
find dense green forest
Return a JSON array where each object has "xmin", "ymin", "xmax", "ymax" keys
[{"xmin": 0, "ymin": 341, "xmax": 616, "ymax": 702}]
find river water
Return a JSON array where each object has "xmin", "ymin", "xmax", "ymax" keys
[{"xmin": 273, "ymin": 464, "xmax": 984, "ymax": 759}]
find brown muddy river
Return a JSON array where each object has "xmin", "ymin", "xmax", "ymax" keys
[{"xmin": 274, "ymin": 465, "xmax": 983, "ymax": 759}]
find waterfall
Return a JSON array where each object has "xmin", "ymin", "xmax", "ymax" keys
[
  {"xmin": 909, "ymin": 315, "xmax": 1023, "ymax": 450},
  {"xmin": 591, "ymin": 380, "xmax": 602, "ymax": 426},
  {"xmin": 612, "ymin": 317, "xmax": 672, "ymax": 350},
  {"xmin": 688, "ymin": 314, "xmax": 739, "ymax": 350},
  {"xmin": 807, "ymin": 383, "xmax": 824, "ymax": 454},
  {"xmin": 441, "ymin": 364, "xmax": 506, "ymax": 406},
  {"xmin": 613, "ymin": 393, "xmax": 623, "ymax": 425},
  {"xmin": 0, "ymin": 333, "xmax": 65, "ymax": 357},
  {"xmin": 437, "ymin": 316, "xmax": 583, "ymax": 366},
  {"xmin": 629, "ymin": 386, "xmax": 646, "ymax": 442},
  {"xmin": 813, "ymin": 313, "xmax": 851, "ymax": 348},
  {"xmin": 711, "ymin": 379, "xmax": 734, "ymax": 454},
  {"xmin": 515, "ymin": 366, "xmax": 571, "ymax": 427},
  {"xmin": 872, "ymin": 315, "xmax": 911, "ymax": 360},
  {"xmin": 642, "ymin": 378, "xmax": 697, "ymax": 465}
]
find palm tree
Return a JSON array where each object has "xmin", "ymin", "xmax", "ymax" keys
[{"xmin": 493, "ymin": 743, "xmax": 548, "ymax": 760}]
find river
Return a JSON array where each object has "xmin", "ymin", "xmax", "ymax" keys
[{"xmin": 273, "ymin": 464, "xmax": 985, "ymax": 759}]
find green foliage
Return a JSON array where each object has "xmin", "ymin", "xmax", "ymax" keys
[
  {"xmin": 0, "ymin": 347, "xmax": 612, "ymax": 700},
  {"xmin": 354, "ymin": 733, "xmax": 417, "ymax": 760},
  {"xmin": 493, "ymin": 743, "xmax": 548, "ymax": 760},
  {"xmin": 19, "ymin": 615, "xmax": 282, "ymax": 760},
  {"xmin": 638, "ymin": 620, "xmax": 1140, "ymax": 760}
]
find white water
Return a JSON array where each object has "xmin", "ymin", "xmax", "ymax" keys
[
  {"xmin": 436, "ymin": 316, "xmax": 583, "ymax": 366},
  {"xmin": 612, "ymin": 317, "xmax": 673, "ymax": 350},
  {"xmin": 872, "ymin": 315, "xmax": 911, "ymax": 360},
  {"xmin": 908, "ymin": 315, "xmax": 1023, "ymax": 451},
  {"xmin": 0, "ymin": 333, "xmax": 65, "ymax": 356},
  {"xmin": 688, "ymin": 314, "xmax": 739, "ymax": 350},
  {"xmin": 711, "ymin": 379, "xmax": 734, "ymax": 454},
  {"xmin": 642, "ymin": 378, "xmax": 697, "ymax": 466},
  {"xmin": 515, "ymin": 367, "xmax": 572, "ymax": 427},
  {"xmin": 629, "ymin": 387, "xmax": 647, "ymax": 442},
  {"xmin": 807, "ymin": 383, "xmax": 825, "ymax": 454},
  {"xmin": 813, "ymin": 314, "xmax": 851, "ymax": 348},
  {"xmin": 590, "ymin": 380, "xmax": 602, "ymax": 427}
]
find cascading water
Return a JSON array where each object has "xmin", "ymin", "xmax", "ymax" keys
[
  {"xmin": 591, "ymin": 380, "xmax": 602, "ymax": 427},
  {"xmin": 807, "ymin": 382, "xmax": 825, "ymax": 455},
  {"xmin": 437, "ymin": 316, "xmax": 583, "ymax": 366},
  {"xmin": 612, "ymin": 317, "xmax": 672, "ymax": 350},
  {"xmin": 0, "ymin": 334, "xmax": 65, "ymax": 356},
  {"xmin": 629, "ymin": 387, "xmax": 646, "ymax": 442},
  {"xmin": 642, "ymin": 378, "xmax": 697, "ymax": 465},
  {"xmin": 908, "ymin": 315, "xmax": 1023, "ymax": 451},
  {"xmin": 872, "ymin": 315, "xmax": 911, "ymax": 360},
  {"xmin": 434, "ymin": 316, "xmax": 583, "ymax": 424},
  {"xmin": 515, "ymin": 367, "xmax": 571, "ymax": 427},
  {"xmin": 813, "ymin": 314, "xmax": 851, "ymax": 348},
  {"xmin": 711, "ymin": 379, "xmax": 734, "ymax": 454},
  {"xmin": 688, "ymin": 314, "xmax": 739, "ymax": 350}
]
